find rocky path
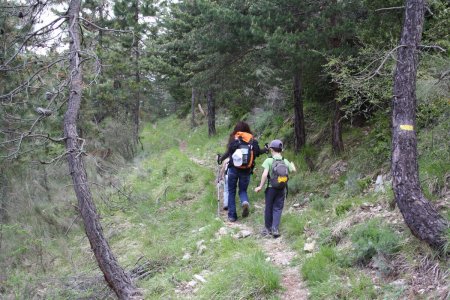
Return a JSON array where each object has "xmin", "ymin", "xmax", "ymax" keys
[
  {"xmin": 259, "ymin": 233, "xmax": 308, "ymax": 300},
  {"xmin": 179, "ymin": 140, "xmax": 308, "ymax": 300},
  {"xmin": 180, "ymin": 140, "xmax": 309, "ymax": 299},
  {"xmin": 221, "ymin": 212, "xmax": 308, "ymax": 300}
]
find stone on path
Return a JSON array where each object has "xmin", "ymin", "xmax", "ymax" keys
[
  {"xmin": 374, "ymin": 175, "xmax": 385, "ymax": 193},
  {"xmin": 304, "ymin": 241, "xmax": 316, "ymax": 252},
  {"xmin": 194, "ymin": 274, "xmax": 207, "ymax": 283}
]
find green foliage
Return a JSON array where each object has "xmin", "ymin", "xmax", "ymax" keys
[
  {"xmin": 301, "ymin": 246, "xmax": 337, "ymax": 283},
  {"xmin": 356, "ymin": 176, "xmax": 372, "ymax": 192},
  {"xmin": 287, "ymin": 175, "xmax": 302, "ymax": 194},
  {"xmin": 199, "ymin": 251, "xmax": 281, "ymax": 299},
  {"xmin": 310, "ymin": 195, "xmax": 328, "ymax": 212},
  {"xmin": 350, "ymin": 219, "xmax": 401, "ymax": 264},
  {"xmin": 417, "ymin": 109, "xmax": 450, "ymax": 199},
  {"xmin": 335, "ymin": 201, "xmax": 353, "ymax": 216},
  {"xmin": 417, "ymin": 98, "xmax": 448, "ymax": 129},
  {"xmin": 282, "ymin": 213, "xmax": 308, "ymax": 238}
]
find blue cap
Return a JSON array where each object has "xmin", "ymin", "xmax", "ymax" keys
[{"xmin": 269, "ymin": 139, "xmax": 283, "ymax": 151}]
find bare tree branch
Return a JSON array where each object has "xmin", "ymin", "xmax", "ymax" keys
[
  {"xmin": 39, "ymin": 150, "xmax": 70, "ymax": 164},
  {"xmin": 418, "ymin": 45, "xmax": 446, "ymax": 52},
  {"xmin": 78, "ymin": 17, "xmax": 134, "ymax": 34},
  {"xmin": 0, "ymin": 58, "xmax": 66, "ymax": 101},
  {"xmin": 359, "ymin": 45, "xmax": 407, "ymax": 81},
  {"xmin": 1, "ymin": 17, "xmax": 67, "ymax": 69},
  {"xmin": 375, "ymin": 6, "xmax": 405, "ymax": 12}
]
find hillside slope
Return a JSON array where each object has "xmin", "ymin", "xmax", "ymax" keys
[{"xmin": 2, "ymin": 113, "xmax": 448, "ymax": 299}]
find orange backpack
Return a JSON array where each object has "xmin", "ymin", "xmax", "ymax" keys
[{"xmin": 232, "ymin": 132, "xmax": 255, "ymax": 169}]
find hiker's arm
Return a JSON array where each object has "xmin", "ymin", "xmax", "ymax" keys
[
  {"xmin": 218, "ymin": 149, "xmax": 230, "ymax": 164},
  {"xmin": 253, "ymin": 141, "xmax": 268, "ymax": 156},
  {"xmin": 290, "ymin": 161, "xmax": 297, "ymax": 172},
  {"xmin": 254, "ymin": 168, "xmax": 269, "ymax": 193}
]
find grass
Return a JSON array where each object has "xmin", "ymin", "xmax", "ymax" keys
[
  {"xmin": 3, "ymin": 107, "xmax": 449, "ymax": 299},
  {"xmin": 199, "ymin": 251, "xmax": 281, "ymax": 299},
  {"xmin": 301, "ymin": 246, "xmax": 337, "ymax": 283},
  {"xmin": 350, "ymin": 219, "xmax": 401, "ymax": 264}
]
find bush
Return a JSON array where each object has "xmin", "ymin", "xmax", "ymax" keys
[
  {"xmin": 288, "ymin": 175, "xmax": 302, "ymax": 194},
  {"xmin": 301, "ymin": 246, "xmax": 337, "ymax": 284},
  {"xmin": 282, "ymin": 213, "xmax": 308, "ymax": 237},
  {"xmin": 310, "ymin": 195, "xmax": 328, "ymax": 212},
  {"xmin": 335, "ymin": 202, "xmax": 352, "ymax": 216},
  {"xmin": 417, "ymin": 98, "xmax": 448, "ymax": 129},
  {"xmin": 350, "ymin": 219, "xmax": 401, "ymax": 264}
]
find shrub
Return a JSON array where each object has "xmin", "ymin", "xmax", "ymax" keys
[
  {"xmin": 335, "ymin": 202, "xmax": 352, "ymax": 216},
  {"xmin": 282, "ymin": 213, "xmax": 308, "ymax": 237},
  {"xmin": 310, "ymin": 195, "xmax": 327, "ymax": 212},
  {"xmin": 288, "ymin": 175, "xmax": 302, "ymax": 194},
  {"xmin": 301, "ymin": 246, "xmax": 337, "ymax": 284},
  {"xmin": 350, "ymin": 219, "xmax": 400, "ymax": 264}
]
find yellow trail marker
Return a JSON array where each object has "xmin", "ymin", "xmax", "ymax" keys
[{"xmin": 400, "ymin": 124, "xmax": 414, "ymax": 131}]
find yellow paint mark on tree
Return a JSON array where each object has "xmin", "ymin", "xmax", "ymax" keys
[{"xmin": 400, "ymin": 124, "xmax": 414, "ymax": 131}]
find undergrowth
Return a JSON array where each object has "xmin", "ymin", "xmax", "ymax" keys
[{"xmin": 2, "ymin": 101, "xmax": 449, "ymax": 299}]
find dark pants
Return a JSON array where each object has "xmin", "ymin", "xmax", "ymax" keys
[
  {"xmin": 227, "ymin": 166, "xmax": 251, "ymax": 220},
  {"xmin": 265, "ymin": 187, "xmax": 286, "ymax": 230}
]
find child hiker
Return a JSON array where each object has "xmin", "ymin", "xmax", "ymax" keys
[{"xmin": 254, "ymin": 139, "xmax": 296, "ymax": 238}]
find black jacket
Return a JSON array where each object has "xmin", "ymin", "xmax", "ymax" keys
[{"xmin": 219, "ymin": 138, "xmax": 267, "ymax": 169}]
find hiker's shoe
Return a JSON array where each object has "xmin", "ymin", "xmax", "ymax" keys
[
  {"xmin": 227, "ymin": 217, "xmax": 237, "ymax": 222},
  {"xmin": 272, "ymin": 228, "xmax": 280, "ymax": 238},
  {"xmin": 223, "ymin": 206, "xmax": 228, "ymax": 211},
  {"xmin": 242, "ymin": 202, "xmax": 249, "ymax": 218},
  {"xmin": 261, "ymin": 228, "xmax": 272, "ymax": 237}
]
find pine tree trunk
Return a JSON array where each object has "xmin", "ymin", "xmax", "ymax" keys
[
  {"xmin": 191, "ymin": 87, "xmax": 197, "ymax": 128},
  {"xmin": 331, "ymin": 99, "xmax": 344, "ymax": 154},
  {"xmin": 207, "ymin": 89, "xmax": 216, "ymax": 136},
  {"xmin": 133, "ymin": 0, "xmax": 141, "ymax": 147},
  {"xmin": 329, "ymin": 0, "xmax": 344, "ymax": 155},
  {"xmin": 391, "ymin": 0, "xmax": 448, "ymax": 250},
  {"xmin": 293, "ymin": 72, "xmax": 306, "ymax": 152},
  {"xmin": 65, "ymin": 1, "xmax": 141, "ymax": 298}
]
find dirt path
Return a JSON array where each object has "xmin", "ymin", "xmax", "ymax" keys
[
  {"xmin": 222, "ymin": 216, "xmax": 308, "ymax": 300},
  {"xmin": 180, "ymin": 140, "xmax": 309, "ymax": 299},
  {"xmin": 259, "ymin": 234, "xmax": 308, "ymax": 300}
]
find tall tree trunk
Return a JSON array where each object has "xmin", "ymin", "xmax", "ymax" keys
[
  {"xmin": 0, "ymin": 171, "xmax": 5, "ymax": 251},
  {"xmin": 191, "ymin": 87, "xmax": 197, "ymax": 128},
  {"xmin": 329, "ymin": 0, "xmax": 344, "ymax": 154},
  {"xmin": 65, "ymin": 1, "xmax": 141, "ymax": 298},
  {"xmin": 293, "ymin": 72, "xmax": 306, "ymax": 152},
  {"xmin": 331, "ymin": 98, "xmax": 344, "ymax": 154},
  {"xmin": 133, "ymin": 0, "xmax": 141, "ymax": 147},
  {"xmin": 391, "ymin": 0, "xmax": 448, "ymax": 250},
  {"xmin": 207, "ymin": 89, "xmax": 216, "ymax": 136}
]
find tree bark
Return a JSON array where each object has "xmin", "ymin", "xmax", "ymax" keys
[
  {"xmin": 329, "ymin": 0, "xmax": 344, "ymax": 155},
  {"xmin": 391, "ymin": 0, "xmax": 448, "ymax": 250},
  {"xmin": 133, "ymin": 0, "xmax": 141, "ymax": 148},
  {"xmin": 206, "ymin": 89, "xmax": 216, "ymax": 136},
  {"xmin": 331, "ymin": 99, "xmax": 344, "ymax": 154},
  {"xmin": 191, "ymin": 87, "xmax": 197, "ymax": 128},
  {"xmin": 65, "ymin": 1, "xmax": 141, "ymax": 298},
  {"xmin": 293, "ymin": 72, "xmax": 306, "ymax": 153}
]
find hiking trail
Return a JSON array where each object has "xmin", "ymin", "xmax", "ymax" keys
[{"xmin": 180, "ymin": 140, "xmax": 309, "ymax": 299}]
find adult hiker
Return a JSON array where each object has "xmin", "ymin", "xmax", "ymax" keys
[
  {"xmin": 218, "ymin": 121, "xmax": 267, "ymax": 222},
  {"xmin": 254, "ymin": 139, "xmax": 296, "ymax": 238}
]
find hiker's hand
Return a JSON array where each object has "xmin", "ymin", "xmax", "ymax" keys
[{"xmin": 254, "ymin": 186, "xmax": 262, "ymax": 193}]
